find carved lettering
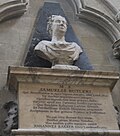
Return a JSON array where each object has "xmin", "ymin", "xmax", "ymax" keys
[{"xmin": 21, "ymin": 86, "xmax": 109, "ymax": 129}]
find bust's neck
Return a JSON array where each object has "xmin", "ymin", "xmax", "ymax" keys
[
  {"xmin": 51, "ymin": 32, "xmax": 66, "ymax": 43},
  {"xmin": 51, "ymin": 37, "xmax": 65, "ymax": 43}
]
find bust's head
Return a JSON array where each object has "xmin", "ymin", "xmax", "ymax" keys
[{"xmin": 47, "ymin": 15, "xmax": 67, "ymax": 36}]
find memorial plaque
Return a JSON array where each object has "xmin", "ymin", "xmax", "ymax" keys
[
  {"xmin": 7, "ymin": 67, "xmax": 120, "ymax": 136},
  {"xmin": 18, "ymin": 83, "xmax": 118, "ymax": 130}
]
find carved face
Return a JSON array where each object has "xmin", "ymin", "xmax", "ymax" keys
[{"xmin": 51, "ymin": 16, "xmax": 67, "ymax": 35}]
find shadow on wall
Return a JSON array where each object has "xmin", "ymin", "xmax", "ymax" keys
[{"xmin": 24, "ymin": 2, "xmax": 93, "ymax": 70}]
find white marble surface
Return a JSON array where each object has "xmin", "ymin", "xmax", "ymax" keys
[
  {"xmin": 12, "ymin": 129, "xmax": 120, "ymax": 136},
  {"xmin": 34, "ymin": 15, "xmax": 82, "ymax": 69},
  {"xmin": 7, "ymin": 67, "xmax": 120, "ymax": 131},
  {"xmin": 8, "ymin": 66, "xmax": 119, "ymax": 91}
]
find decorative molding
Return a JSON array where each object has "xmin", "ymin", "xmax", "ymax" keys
[
  {"xmin": 101, "ymin": 0, "xmax": 118, "ymax": 15},
  {"xmin": 68, "ymin": 0, "xmax": 120, "ymax": 43},
  {"xmin": 12, "ymin": 129, "xmax": 120, "ymax": 136},
  {"xmin": 0, "ymin": 0, "xmax": 29, "ymax": 22},
  {"xmin": 101, "ymin": 0, "xmax": 120, "ymax": 23},
  {"xmin": 7, "ymin": 66, "xmax": 119, "ymax": 91},
  {"xmin": 115, "ymin": 11, "xmax": 120, "ymax": 23},
  {"xmin": 112, "ymin": 39, "xmax": 120, "ymax": 59},
  {"xmin": 3, "ymin": 101, "xmax": 18, "ymax": 134},
  {"xmin": 66, "ymin": 0, "xmax": 84, "ymax": 14}
]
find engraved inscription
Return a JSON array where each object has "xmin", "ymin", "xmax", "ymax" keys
[
  {"xmin": 29, "ymin": 88, "xmax": 106, "ymax": 115},
  {"xmin": 21, "ymin": 85, "xmax": 110, "ymax": 129}
]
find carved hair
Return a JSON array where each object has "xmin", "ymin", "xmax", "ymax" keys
[{"xmin": 47, "ymin": 15, "xmax": 67, "ymax": 36}]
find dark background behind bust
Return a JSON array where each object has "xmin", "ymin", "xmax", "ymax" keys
[{"xmin": 24, "ymin": 2, "xmax": 93, "ymax": 70}]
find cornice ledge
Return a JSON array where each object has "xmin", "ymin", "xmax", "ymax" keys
[
  {"xmin": 12, "ymin": 129, "xmax": 120, "ymax": 135},
  {"xmin": 7, "ymin": 66, "xmax": 119, "ymax": 92},
  {"xmin": 0, "ymin": 0, "xmax": 29, "ymax": 23}
]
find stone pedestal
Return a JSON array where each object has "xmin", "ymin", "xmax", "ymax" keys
[{"xmin": 7, "ymin": 66, "xmax": 120, "ymax": 136}]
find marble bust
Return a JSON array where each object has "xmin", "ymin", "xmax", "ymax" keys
[{"xmin": 34, "ymin": 15, "xmax": 82, "ymax": 69}]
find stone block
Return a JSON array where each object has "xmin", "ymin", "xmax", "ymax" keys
[{"xmin": 7, "ymin": 66, "xmax": 120, "ymax": 136}]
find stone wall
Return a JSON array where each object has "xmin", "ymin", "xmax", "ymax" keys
[
  {"xmin": 0, "ymin": 0, "xmax": 44, "ymax": 135},
  {"xmin": 0, "ymin": 0, "xmax": 120, "ymax": 135}
]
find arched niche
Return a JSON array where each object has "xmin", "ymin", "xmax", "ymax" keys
[{"xmin": 67, "ymin": 0, "xmax": 120, "ymax": 42}]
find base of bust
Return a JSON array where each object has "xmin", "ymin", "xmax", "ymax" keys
[{"xmin": 51, "ymin": 64, "xmax": 80, "ymax": 70}]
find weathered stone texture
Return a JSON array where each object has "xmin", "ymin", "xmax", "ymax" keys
[
  {"xmin": 0, "ymin": 0, "xmax": 120, "ymax": 135},
  {"xmin": 0, "ymin": 0, "xmax": 44, "ymax": 135},
  {"xmin": 71, "ymin": 20, "xmax": 120, "ymax": 106}
]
